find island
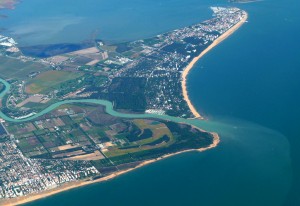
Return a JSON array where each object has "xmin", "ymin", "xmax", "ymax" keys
[
  {"xmin": 229, "ymin": 0, "xmax": 261, "ymax": 3},
  {"xmin": 0, "ymin": 6, "xmax": 247, "ymax": 205},
  {"xmin": 0, "ymin": 0, "xmax": 19, "ymax": 9}
]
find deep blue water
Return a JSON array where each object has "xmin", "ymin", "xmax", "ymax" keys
[
  {"xmin": 188, "ymin": 1, "xmax": 300, "ymax": 205},
  {"xmin": 0, "ymin": 0, "xmax": 299, "ymax": 205}
]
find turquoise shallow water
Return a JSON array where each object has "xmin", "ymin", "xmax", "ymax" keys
[
  {"xmin": 23, "ymin": 117, "xmax": 292, "ymax": 206},
  {"xmin": 188, "ymin": 0, "xmax": 300, "ymax": 205},
  {"xmin": 0, "ymin": 0, "xmax": 299, "ymax": 205},
  {"xmin": 1, "ymin": 79, "xmax": 291, "ymax": 205}
]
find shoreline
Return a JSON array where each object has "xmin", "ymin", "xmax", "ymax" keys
[
  {"xmin": 0, "ymin": 9, "xmax": 245, "ymax": 206},
  {"xmin": 181, "ymin": 11, "xmax": 248, "ymax": 119},
  {"xmin": 0, "ymin": 132, "xmax": 220, "ymax": 206}
]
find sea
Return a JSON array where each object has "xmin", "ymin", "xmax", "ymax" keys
[{"xmin": 0, "ymin": 0, "xmax": 299, "ymax": 205}]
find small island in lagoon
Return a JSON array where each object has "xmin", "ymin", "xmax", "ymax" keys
[
  {"xmin": 0, "ymin": 0, "xmax": 19, "ymax": 9},
  {"xmin": 229, "ymin": 0, "xmax": 262, "ymax": 3}
]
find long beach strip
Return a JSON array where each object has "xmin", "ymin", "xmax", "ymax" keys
[{"xmin": 182, "ymin": 11, "xmax": 248, "ymax": 119}]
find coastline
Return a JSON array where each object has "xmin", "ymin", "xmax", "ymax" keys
[
  {"xmin": 0, "ymin": 132, "xmax": 220, "ymax": 206},
  {"xmin": 0, "ymin": 78, "xmax": 222, "ymax": 206},
  {"xmin": 0, "ymin": 9, "xmax": 245, "ymax": 206},
  {"xmin": 181, "ymin": 11, "xmax": 248, "ymax": 119}
]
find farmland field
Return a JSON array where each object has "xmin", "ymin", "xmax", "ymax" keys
[
  {"xmin": 0, "ymin": 56, "xmax": 48, "ymax": 79},
  {"xmin": 25, "ymin": 70, "xmax": 83, "ymax": 94},
  {"xmin": 104, "ymin": 119, "xmax": 174, "ymax": 157}
]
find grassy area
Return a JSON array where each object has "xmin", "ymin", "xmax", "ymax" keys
[
  {"xmin": 99, "ymin": 45, "xmax": 117, "ymax": 52},
  {"xmin": 25, "ymin": 70, "xmax": 83, "ymax": 94},
  {"xmin": 5, "ymin": 103, "xmax": 213, "ymax": 164},
  {"xmin": 104, "ymin": 119, "xmax": 174, "ymax": 157},
  {"xmin": 0, "ymin": 56, "xmax": 48, "ymax": 79},
  {"xmin": 133, "ymin": 119, "xmax": 173, "ymax": 145}
]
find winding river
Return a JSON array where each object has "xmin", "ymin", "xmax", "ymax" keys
[
  {"xmin": 0, "ymin": 78, "xmax": 219, "ymax": 133},
  {"xmin": 0, "ymin": 77, "xmax": 294, "ymax": 205},
  {"xmin": 0, "ymin": 0, "xmax": 297, "ymax": 204}
]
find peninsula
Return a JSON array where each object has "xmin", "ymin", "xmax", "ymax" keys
[{"xmin": 0, "ymin": 6, "xmax": 247, "ymax": 205}]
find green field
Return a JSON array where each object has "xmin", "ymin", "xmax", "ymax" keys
[
  {"xmin": 25, "ymin": 70, "xmax": 83, "ymax": 94},
  {"xmin": 104, "ymin": 119, "xmax": 174, "ymax": 157},
  {"xmin": 4, "ymin": 103, "xmax": 213, "ymax": 166},
  {"xmin": 0, "ymin": 56, "xmax": 48, "ymax": 79}
]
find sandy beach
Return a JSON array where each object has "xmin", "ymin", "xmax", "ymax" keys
[
  {"xmin": 0, "ymin": 130, "xmax": 220, "ymax": 206},
  {"xmin": 182, "ymin": 12, "xmax": 248, "ymax": 119},
  {"xmin": 0, "ymin": 11, "xmax": 246, "ymax": 206}
]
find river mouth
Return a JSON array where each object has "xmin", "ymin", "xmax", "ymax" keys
[
  {"xmin": 0, "ymin": 0, "xmax": 296, "ymax": 203},
  {"xmin": 23, "ymin": 115, "xmax": 292, "ymax": 206},
  {"xmin": 0, "ymin": 78, "xmax": 293, "ymax": 206}
]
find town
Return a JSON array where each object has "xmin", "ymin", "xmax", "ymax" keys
[
  {"xmin": 0, "ymin": 136, "xmax": 99, "ymax": 198},
  {"xmin": 0, "ymin": 7, "xmax": 246, "ymax": 119}
]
